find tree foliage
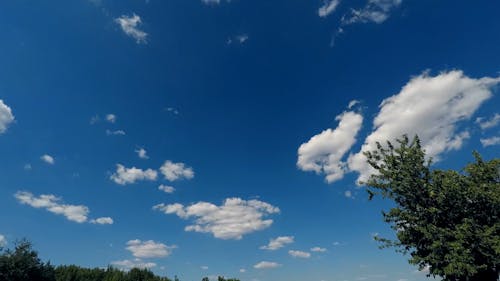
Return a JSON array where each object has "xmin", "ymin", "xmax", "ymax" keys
[
  {"xmin": 0, "ymin": 241, "xmax": 173, "ymax": 281},
  {"xmin": 0, "ymin": 239, "xmax": 55, "ymax": 281},
  {"xmin": 363, "ymin": 135, "xmax": 499, "ymax": 281}
]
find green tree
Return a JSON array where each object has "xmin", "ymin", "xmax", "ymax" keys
[
  {"xmin": 363, "ymin": 135, "xmax": 499, "ymax": 281},
  {"xmin": 0, "ymin": 239, "xmax": 56, "ymax": 281}
]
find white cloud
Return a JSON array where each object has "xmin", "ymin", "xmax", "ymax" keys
[
  {"xmin": 260, "ymin": 236, "xmax": 294, "ymax": 250},
  {"xmin": 106, "ymin": 114, "xmax": 116, "ymax": 123},
  {"xmin": 297, "ymin": 110, "xmax": 363, "ymax": 183},
  {"xmin": 310, "ymin": 246, "xmax": 327, "ymax": 252},
  {"xmin": 136, "ymin": 148, "xmax": 149, "ymax": 159},
  {"xmin": 239, "ymin": 268, "xmax": 246, "ymax": 273},
  {"xmin": 110, "ymin": 164, "xmax": 158, "ymax": 185},
  {"xmin": 0, "ymin": 100, "xmax": 14, "ymax": 134},
  {"xmin": 236, "ymin": 34, "xmax": 249, "ymax": 44},
  {"xmin": 348, "ymin": 99, "xmax": 360, "ymax": 109},
  {"xmin": 343, "ymin": 0, "xmax": 402, "ymax": 24},
  {"xmin": 202, "ymin": 0, "xmax": 222, "ymax": 4},
  {"xmin": 166, "ymin": 107, "xmax": 179, "ymax": 115},
  {"xmin": 154, "ymin": 198, "xmax": 280, "ymax": 240},
  {"xmin": 344, "ymin": 190, "xmax": 353, "ymax": 198},
  {"xmin": 90, "ymin": 217, "xmax": 114, "ymax": 225},
  {"xmin": 106, "ymin": 129, "xmax": 126, "ymax": 136},
  {"xmin": 348, "ymin": 70, "xmax": 500, "ymax": 184},
  {"xmin": 90, "ymin": 115, "xmax": 100, "ymax": 124},
  {"xmin": 480, "ymin": 136, "xmax": 500, "ymax": 147},
  {"xmin": 318, "ymin": 0, "xmax": 341, "ymax": 17},
  {"xmin": 201, "ymin": 266, "xmax": 209, "ymax": 270},
  {"xmin": 111, "ymin": 259, "xmax": 157, "ymax": 269},
  {"xmin": 0, "ymin": 234, "xmax": 6, "ymax": 247},
  {"xmin": 14, "ymin": 191, "xmax": 89, "ymax": 223},
  {"xmin": 158, "ymin": 184, "xmax": 175, "ymax": 194},
  {"xmin": 253, "ymin": 261, "xmax": 281, "ymax": 269},
  {"xmin": 24, "ymin": 164, "xmax": 32, "ymax": 171},
  {"xmin": 125, "ymin": 239, "xmax": 176, "ymax": 258},
  {"xmin": 40, "ymin": 154, "xmax": 55, "ymax": 165},
  {"xmin": 476, "ymin": 113, "xmax": 500, "ymax": 130},
  {"xmin": 160, "ymin": 160, "xmax": 194, "ymax": 181},
  {"xmin": 115, "ymin": 14, "xmax": 148, "ymax": 43},
  {"xmin": 288, "ymin": 250, "xmax": 311, "ymax": 258}
]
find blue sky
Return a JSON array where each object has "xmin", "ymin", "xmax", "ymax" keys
[{"xmin": 0, "ymin": 0, "xmax": 499, "ymax": 281}]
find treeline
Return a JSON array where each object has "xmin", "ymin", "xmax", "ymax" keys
[{"xmin": 0, "ymin": 240, "xmax": 239, "ymax": 281}]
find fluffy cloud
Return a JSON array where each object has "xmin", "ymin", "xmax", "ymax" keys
[
  {"xmin": 111, "ymin": 259, "xmax": 157, "ymax": 269},
  {"xmin": 158, "ymin": 184, "xmax": 175, "ymax": 194},
  {"xmin": 136, "ymin": 148, "xmax": 149, "ymax": 159},
  {"xmin": 40, "ymin": 154, "xmax": 55, "ymax": 165},
  {"xmin": 288, "ymin": 250, "xmax": 311, "ymax": 258},
  {"xmin": 160, "ymin": 160, "xmax": 194, "ymax": 181},
  {"xmin": 115, "ymin": 14, "xmax": 148, "ymax": 43},
  {"xmin": 110, "ymin": 164, "xmax": 158, "ymax": 185},
  {"xmin": 260, "ymin": 236, "xmax": 294, "ymax": 250},
  {"xmin": 0, "ymin": 234, "xmax": 6, "ymax": 247},
  {"xmin": 90, "ymin": 217, "xmax": 114, "ymax": 225},
  {"xmin": 253, "ymin": 261, "xmax": 281, "ymax": 269},
  {"xmin": 343, "ymin": 0, "xmax": 402, "ymax": 24},
  {"xmin": 476, "ymin": 113, "xmax": 500, "ymax": 130},
  {"xmin": 106, "ymin": 114, "xmax": 116, "ymax": 123},
  {"xmin": 297, "ymin": 111, "xmax": 363, "ymax": 182},
  {"xmin": 14, "ymin": 191, "xmax": 89, "ymax": 223},
  {"xmin": 480, "ymin": 136, "xmax": 500, "ymax": 147},
  {"xmin": 125, "ymin": 239, "xmax": 176, "ymax": 258},
  {"xmin": 348, "ymin": 70, "xmax": 499, "ymax": 184},
  {"xmin": 0, "ymin": 100, "xmax": 14, "ymax": 134},
  {"xmin": 310, "ymin": 246, "xmax": 327, "ymax": 252},
  {"xmin": 154, "ymin": 198, "xmax": 280, "ymax": 240},
  {"xmin": 318, "ymin": 0, "xmax": 341, "ymax": 17}
]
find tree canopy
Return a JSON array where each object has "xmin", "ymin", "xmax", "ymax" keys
[{"xmin": 364, "ymin": 135, "xmax": 499, "ymax": 281}]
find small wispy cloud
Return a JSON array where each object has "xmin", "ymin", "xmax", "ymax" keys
[
  {"xmin": 115, "ymin": 14, "xmax": 148, "ymax": 44},
  {"xmin": 480, "ymin": 136, "xmax": 500, "ymax": 147},
  {"xmin": 40, "ymin": 154, "xmax": 55, "ymax": 165},
  {"xmin": 318, "ymin": 0, "xmax": 341, "ymax": 17},
  {"xmin": 106, "ymin": 129, "xmax": 126, "ymax": 136},
  {"xmin": 136, "ymin": 148, "xmax": 149, "ymax": 159}
]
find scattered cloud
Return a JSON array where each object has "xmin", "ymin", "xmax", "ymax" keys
[
  {"xmin": 136, "ymin": 148, "xmax": 149, "ymax": 159},
  {"xmin": 318, "ymin": 0, "xmax": 341, "ymax": 18},
  {"xmin": 90, "ymin": 217, "xmax": 114, "ymax": 225},
  {"xmin": 154, "ymin": 198, "xmax": 280, "ymax": 240},
  {"xmin": 115, "ymin": 14, "xmax": 148, "ymax": 43},
  {"xmin": 342, "ymin": 0, "xmax": 403, "ymax": 25},
  {"xmin": 344, "ymin": 190, "xmax": 353, "ymax": 198},
  {"xmin": 201, "ymin": 0, "xmax": 227, "ymax": 5},
  {"xmin": 166, "ymin": 107, "xmax": 179, "ymax": 115},
  {"xmin": 253, "ymin": 261, "xmax": 281, "ymax": 269},
  {"xmin": 201, "ymin": 266, "xmax": 209, "ymax": 270},
  {"xmin": 476, "ymin": 113, "xmax": 500, "ymax": 130},
  {"xmin": 90, "ymin": 115, "xmax": 100, "ymax": 124},
  {"xmin": 480, "ymin": 136, "xmax": 500, "ymax": 147},
  {"xmin": 260, "ymin": 236, "xmax": 294, "ymax": 250},
  {"xmin": 106, "ymin": 114, "xmax": 116, "ymax": 123},
  {"xmin": 126, "ymin": 239, "xmax": 176, "ymax": 258},
  {"xmin": 24, "ymin": 164, "xmax": 32, "ymax": 171},
  {"xmin": 158, "ymin": 184, "xmax": 175, "ymax": 194},
  {"xmin": 0, "ymin": 234, "xmax": 6, "ymax": 247},
  {"xmin": 110, "ymin": 164, "xmax": 158, "ymax": 185},
  {"xmin": 297, "ymin": 110, "xmax": 363, "ymax": 183},
  {"xmin": 348, "ymin": 99, "xmax": 361, "ymax": 109},
  {"xmin": 111, "ymin": 259, "xmax": 157, "ymax": 269},
  {"xmin": 15, "ymin": 191, "xmax": 89, "ymax": 223},
  {"xmin": 288, "ymin": 250, "xmax": 311, "ymax": 258},
  {"xmin": 239, "ymin": 268, "xmax": 246, "ymax": 273},
  {"xmin": 0, "ymin": 100, "xmax": 14, "ymax": 134},
  {"xmin": 106, "ymin": 129, "xmax": 126, "ymax": 136},
  {"xmin": 40, "ymin": 154, "xmax": 55, "ymax": 165},
  {"xmin": 160, "ymin": 160, "xmax": 194, "ymax": 181},
  {"xmin": 348, "ymin": 70, "xmax": 499, "ymax": 184},
  {"xmin": 310, "ymin": 246, "xmax": 327, "ymax": 252},
  {"xmin": 227, "ymin": 34, "xmax": 249, "ymax": 45}
]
